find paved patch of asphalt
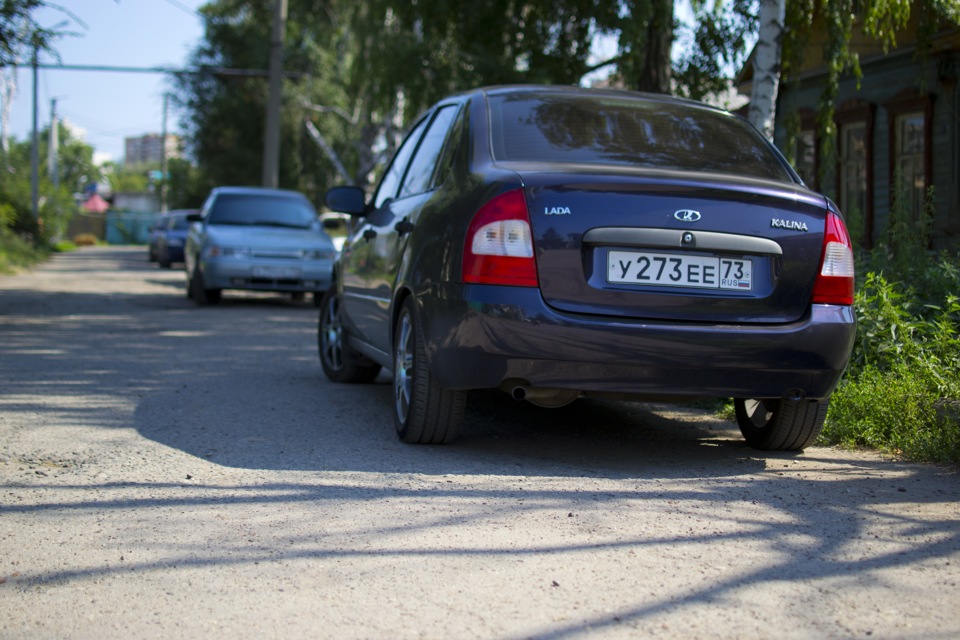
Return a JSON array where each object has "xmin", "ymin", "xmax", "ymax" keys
[{"xmin": 1, "ymin": 246, "xmax": 959, "ymax": 639}]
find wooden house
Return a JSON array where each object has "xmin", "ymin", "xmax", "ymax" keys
[{"xmin": 739, "ymin": 14, "xmax": 960, "ymax": 250}]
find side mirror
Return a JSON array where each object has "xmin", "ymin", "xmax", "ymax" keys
[
  {"xmin": 325, "ymin": 186, "xmax": 367, "ymax": 216},
  {"xmin": 186, "ymin": 212, "xmax": 203, "ymax": 223},
  {"xmin": 322, "ymin": 218, "xmax": 344, "ymax": 231}
]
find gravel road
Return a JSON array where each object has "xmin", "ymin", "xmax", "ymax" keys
[{"xmin": 1, "ymin": 246, "xmax": 959, "ymax": 639}]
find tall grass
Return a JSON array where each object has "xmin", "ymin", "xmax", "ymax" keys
[
  {"xmin": 822, "ymin": 183, "xmax": 960, "ymax": 463},
  {"xmin": 0, "ymin": 228, "xmax": 50, "ymax": 274}
]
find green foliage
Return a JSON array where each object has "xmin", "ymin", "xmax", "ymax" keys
[
  {"xmin": 103, "ymin": 163, "xmax": 150, "ymax": 194},
  {"xmin": 165, "ymin": 158, "xmax": 208, "ymax": 210},
  {"xmin": 0, "ymin": 226, "xmax": 49, "ymax": 273},
  {"xmin": 825, "ymin": 363, "xmax": 960, "ymax": 463},
  {"xmin": 0, "ymin": 0, "xmax": 65, "ymax": 66},
  {"xmin": 174, "ymin": 0, "xmax": 688, "ymax": 194},
  {"xmin": 817, "ymin": 178, "xmax": 960, "ymax": 462},
  {"xmin": 1, "ymin": 122, "xmax": 98, "ymax": 243},
  {"xmin": 674, "ymin": 0, "xmax": 758, "ymax": 101}
]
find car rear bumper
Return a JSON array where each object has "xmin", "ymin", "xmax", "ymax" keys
[
  {"xmin": 422, "ymin": 284, "xmax": 856, "ymax": 400},
  {"xmin": 201, "ymin": 258, "xmax": 333, "ymax": 293}
]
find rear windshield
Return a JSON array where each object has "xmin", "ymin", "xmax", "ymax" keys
[
  {"xmin": 207, "ymin": 194, "xmax": 316, "ymax": 228},
  {"xmin": 488, "ymin": 93, "xmax": 793, "ymax": 182}
]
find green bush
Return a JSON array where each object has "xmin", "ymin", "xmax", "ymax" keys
[
  {"xmin": 825, "ymin": 363, "xmax": 960, "ymax": 463},
  {"xmin": 822, "ymin": 254, "xmax": 960, "ymax": 463},
  {"xmin": 0, "ymin": 228, "xmax": 50, "ymax": 274}
]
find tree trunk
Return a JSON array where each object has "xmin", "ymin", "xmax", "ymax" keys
[
  {"xmin": 749, "ymin": 0, "xmax": 785, "ymax": 141},
  {"xmin": 636, "ymin": 0, "xmax": 673, "ymax": 94}
]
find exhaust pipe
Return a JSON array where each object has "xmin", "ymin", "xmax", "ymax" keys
[{"xmin": 508, "ymin": 384, "xmax": 580, "ymax": 408}]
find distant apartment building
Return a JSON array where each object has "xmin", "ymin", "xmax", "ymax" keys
[{"xmin": 124, "ymin": 133, "xmax": 180, "ymax": 166}]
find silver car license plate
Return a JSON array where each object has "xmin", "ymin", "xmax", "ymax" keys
[
  {"xmin": 607, "ymin": 250, "xmax": 752, "ymax": 291},
  {"xmin": 252, "ymin": 266, "xmax": 301, "ymax": 279}
]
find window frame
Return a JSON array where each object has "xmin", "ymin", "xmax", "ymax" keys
[
  {"xmin": 885, "ymin": 91, "xmax": 934, "ymax": 222},
  {"xmin": 792, "ymin": 108, "xmax": 818, "ymax": 191},
  {"xmin": 397, "ymin": 105, "xmax": 461, "ymax": 199},
  {"xmin": 835, "ymin": 100, "xmax": 876, "ymax": 247}
]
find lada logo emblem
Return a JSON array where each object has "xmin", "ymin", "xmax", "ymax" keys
[{"xmin": 674, "ymin": 209, "xmax": 701, "ymax": 222}]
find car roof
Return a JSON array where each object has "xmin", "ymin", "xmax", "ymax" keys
[
  {"xmin": 472, "ymin": 84, "xmax": 728, "ymax": 114},
  {"xmin": 155, "ymin": 209, "xmax": 195, "ymax": 220},
  {"xmin": 211, "ymin": 186, "xmax": 308, "ymax": 199}
]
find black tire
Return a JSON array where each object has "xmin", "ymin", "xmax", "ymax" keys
[
  {"xmin": 734, "ymin": 396, "xmax": 829, "ymax": 451},
  {"xmin": 158, "ymin": 248, "xmax": 171, "ymax": 269},
  {"xmin": 317, "ymin": 288, "xmax": 381, "ymax": 383},
  {"xmin": 189, "ymin": 266, "xmax": 221, "ymax": 305},
  {"xmin": 393, "ymin": 297, "xmax": 466, "ymax": 444}
]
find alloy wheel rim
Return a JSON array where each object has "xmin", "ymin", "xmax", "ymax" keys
[
  {"xmin": 323, "ymin": 297, "xmax": 343, "ymax": 370},
  {"xmin": 394, "ymin": 313, "xmax": 413, "ymax": 424},
  {"xmin": 744, "ymin": 398, "xmax": 773, "ymax": 426}
]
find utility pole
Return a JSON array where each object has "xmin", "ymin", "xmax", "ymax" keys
[
  {"xmin": 261, "ymin": 0, "xmax": 287, "ymax": 189},
  {"xmin": 160, "ymin": 93, "xmax": 168, "ymax": 212},
  {"xmin": 30, "ymin": 43, "xmax": 39, "ymax": 221},
  {"xmin": 48, "ymin": 98, "xmax": 58, "ymax": 191}
]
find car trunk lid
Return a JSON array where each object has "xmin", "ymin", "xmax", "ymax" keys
[{"xmin": 515, "ymin": 167, "xmax": 829, "ymax": 324}]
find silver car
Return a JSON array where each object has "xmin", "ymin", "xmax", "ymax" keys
[{"xmin": 184, "ymin": 187, "xmax": 337, "ymax": 305}]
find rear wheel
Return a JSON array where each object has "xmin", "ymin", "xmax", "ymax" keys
[
  {"xmin": 317, "ymin": 288, "xmax": 381, "ymax": 383},
  {"xmin": 734, "ymin": 396, "xmax": 829, "ymax": 451},
  {"xmin": 189, "ymin": 266, "xmax": 221, "ymax": 305},
  {"xmin": 393, "ymin": 297, "xmax": 465, "ymax": 444}
]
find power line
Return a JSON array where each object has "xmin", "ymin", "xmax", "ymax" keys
[
  {"xmin": 10, "ymin": 62, "xmax": 304, "ymax": 79},
  {"xmin": 160, "ymin": 0, "xmax": 203, "ymax": 17}
]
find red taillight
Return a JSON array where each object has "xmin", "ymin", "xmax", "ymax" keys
[
  {"xmin": 462, "ymin": 189, "xmax": 538, "ymax": 287},
  {"xmin": 811, "ymin": 212, "xmax": 855, "ymax": 305}
]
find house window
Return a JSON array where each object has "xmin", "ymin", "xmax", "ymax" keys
[
  {"xmin": 835, "ymin": 100, "xmax": 875, "ymax": 247},
  {"xmin": 895, "ymin": 111, "xmax": 926, "ymax": 219},
  {"xmin": 840, "ymin": 122, "xmax": 867, "ymax": 220},
  {"xmin": 885, "ymin": 91, "xmax": 933, "ymax": 228}
]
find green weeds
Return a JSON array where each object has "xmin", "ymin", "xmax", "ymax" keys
[{"xmin": 821, "ymin": 186, "xmax": 960, "ymax": 463}]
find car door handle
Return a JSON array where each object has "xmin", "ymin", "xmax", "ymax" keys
[
  {"xmin": 394, "ymin": 219, "xmax": 415, "ymax": 236},
  {"xmin": 362, "ymin": 228, "xmax": 377, "ymax": 241}
]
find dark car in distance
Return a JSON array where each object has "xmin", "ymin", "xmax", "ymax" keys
[
  {"xmin": 319, "ymin": 85, "xmax": 856, "ymax": 451},
  {"xmin": 184, "ymin": 187, "xmax": 337, "ymax": 305},
  {"xmin": 156, "ymin": 210, "xmax": 196, "ymax": 268}
]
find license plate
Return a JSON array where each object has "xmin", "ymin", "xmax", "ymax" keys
[
  {"xmin": 252, "ymin": 266, "xmax": 301, "ymax": 279},
  {"xmin": 608, "ymin": 250, "xmax": 752, "ymax": 291}
]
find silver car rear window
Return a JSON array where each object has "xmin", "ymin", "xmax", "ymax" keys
[{"xmin": 488, "ymin": 93, "xmax": 793, "ymax": 182}]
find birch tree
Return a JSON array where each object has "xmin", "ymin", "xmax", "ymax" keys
[{"xmin": 748, "ymin": 0, "xmax": 785, "ymax": 141}]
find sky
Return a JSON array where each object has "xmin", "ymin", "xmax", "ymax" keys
[{"xmin": 5, "ymin": 0, "xmax": 207, "ymax": 164}]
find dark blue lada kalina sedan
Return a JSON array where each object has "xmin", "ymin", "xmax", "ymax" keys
[{"xmin": 318, "ymin": 85, "xmax": 856, "ymax": 451}]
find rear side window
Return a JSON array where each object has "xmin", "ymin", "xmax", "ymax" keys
[
  {"xmin": 399, "ymin": 105, "xmax": 459, "ymax": 198},
  {"xmin": 488, "ymin": 93, "xmax": 793, "ymax": 182},
  {"xmin": 374, "ymin": 117, "xmax": 429, "ymax": 209}
]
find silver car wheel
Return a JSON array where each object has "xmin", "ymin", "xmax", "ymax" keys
[
  {"xmin": 322, "ymin": 295, "xmax": 344, "ymax": 371},
  {"xmin": 317, "ymin": 288, "xmax": 382, "ymax": 384},
  {"xmin": 742, "ymin": 398, "xmax": 774, "ymax": 426},
  {"xmin": 394, "ymin": 311, "xmax": 414, "ymax": 425},
  {"xmin": 734, "ymin": 396, "xmax": 829, "ymax": 451}
]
